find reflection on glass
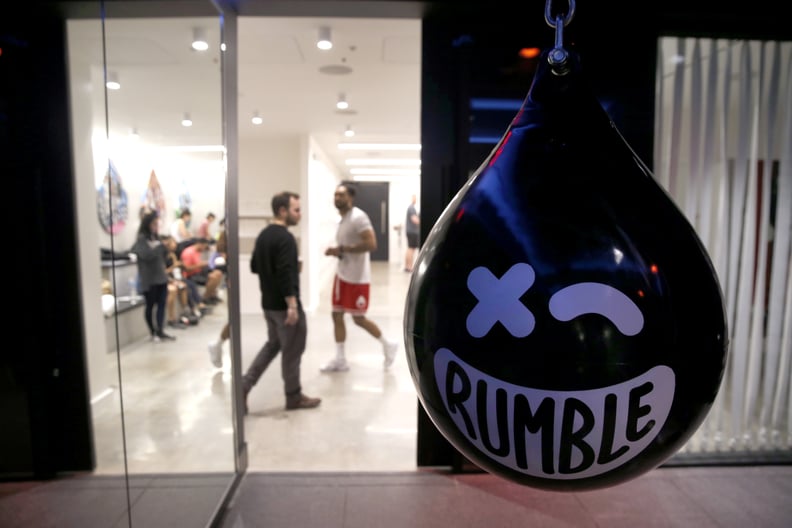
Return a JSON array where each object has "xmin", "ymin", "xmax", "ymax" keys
[
  {"xmin": 103, "ymin": 15, "xmax": 230, "ymax": 473},
  {"xmin": 67, "ymin": 7, "xmax": 234, "ymax": 524}
]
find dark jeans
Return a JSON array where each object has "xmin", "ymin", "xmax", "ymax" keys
[
  {"xmin": 144, "ymin": 282, "xmax": 168, "ymax": 335},
  {"xmin": 185, "ymin": 279, "xmax": 202, "ymax": 308},
  {"xmin": 242, "ymin": 307, "xmax": 307, "ymax": 398}
]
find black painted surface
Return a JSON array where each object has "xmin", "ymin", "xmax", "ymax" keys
[{"xmin": 1, "ymin": 2, "xmax": 93, "ymax": 479}]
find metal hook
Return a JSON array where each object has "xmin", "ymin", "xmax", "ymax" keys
[
  {"xmin": 544, "ymin": 0, "xmax": 576, "ymax": 28},
  {"xmin": 544, "ymin": 0, "xmax": 576, "ymax": 75}
]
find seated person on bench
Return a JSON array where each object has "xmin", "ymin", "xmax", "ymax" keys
[
  {"xmin": 180, "ymin": 238, "xmax": 223, "ymax": 305},
  {"xmin": 162, "ymin": 235, "xmax": 194, "ymax": 327}
]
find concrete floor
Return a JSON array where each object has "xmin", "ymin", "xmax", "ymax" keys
[
  {"xmin": 89, "ymin": 261, "xmax": 417, "ymax": 476},
  {"xmin": 219, "ymin": 466, "xmax": 792, "ymax": 528},
  {"xmin": 2, "ymin": 465, "xmax": 791, "ymax": 527}
]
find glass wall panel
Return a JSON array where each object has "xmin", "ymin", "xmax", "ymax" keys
[
  {"xmin": 100, "ymin": 13, "xmax": 231, "ymax": 476},
  {"xmin": 67, "ymin": 1, "xmax": 238, "ymax": 524}
]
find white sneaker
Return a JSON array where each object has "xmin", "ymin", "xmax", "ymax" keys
[
  {"xmin": 151, "ymin": 335, "xmax": 161, "ymax": 343},
  {"xmin": 320, "ymin": 357, "xmax": 350, "ymax": 372},
  {"xmin": 208, "ymin": 341, "xmax": 223, "ymax": 368},
  {"xmin": 383, "ymin": 341, "xmax": 398, "ymax": 369}
]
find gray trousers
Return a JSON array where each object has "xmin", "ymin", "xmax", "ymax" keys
[{"xmin": 242, "ymin": 307, "xmax": 306, "ymax": 398}]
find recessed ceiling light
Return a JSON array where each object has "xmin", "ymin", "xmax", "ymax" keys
[
  {"xmin": 192, "ymin": 28, "xmax": 209, "ymax": 51},
  {"xmin": 181, "ymin": 113, "xmax": 193, "ymax": 127},
  {"xmin": 339, "ymin": 143, "xmax": 422, "ymax": 151},
  {"xmin": 352, "ymin": 175, "xmax": 417, "ymax": 182},
  {"xmin": 251, "ymin": 111, "xmax": 263, "ymax": 125},
  {"xmin": 158, "ymin": 145, "xmax": 226, "ymax": 153},
  {"xmin": 344, "ymin": 125, "xmax": 355, "ymax": 137},
  {"xmin": 349, "ymin": 167, "xmax": 421, "ymax": 176},
  {"xmin": 345, "ymin": 158, "xmax": 421, "ymax": 166},
  {"xmin": 317, "ymin": 26, "xmax": 332, "ymax": 50},
  {"xmin": 106, "ymin": 71, "xmax": 120, "ymax": 90}
]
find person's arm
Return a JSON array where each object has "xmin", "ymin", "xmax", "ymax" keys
[
  {"xmin": 251, "ymin": 231, "xmax": 261, "ymax": 273},
  {"xmin": 165, "ymin": 253, "xmax": 180, "ymax": 273},
  {"xmin": 272, "ymin": 237, "xmax": 297, "ymax": 297},
  {"xmin": 273, "ymin": 234, "xmax": 300, "ymax": 324}
]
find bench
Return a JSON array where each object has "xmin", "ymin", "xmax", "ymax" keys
[{"xmin": 102, "ymin": 259, "xmax": 149, "ymax": 351}]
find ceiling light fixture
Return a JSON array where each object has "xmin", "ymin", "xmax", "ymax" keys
[
  {"xmin": 251, "ymin": 111, "xmax": 263, "ymax": 125},
  {"xmin": 336, "ymin": 93, "xmax": 349, "ymax": 110},
  {"xmin": 181, "ymin": 113, "xmax": 193, "ymax": 127},
  {"xmin": 344, "ymin": 125, "xmax": 355, "ymax": 138},
  {"xmin": 158, "ymin": 145, "xmax": 226, "ymax": 153},
  {"xmin": 317, "ymin": 26, "xmax": 333, "ymax": 50},
  {"xmin": 105, "ymin": 71, "xmax": 120, "ymax": 90},
  {"xmin": 352, "ymin": 175, "xmax": 415, "ymax": 182},
  {"xmin": 345, "ymin": 158, "xmax": 421, "ymax": 166},
  {"xmin": 192, "ymin": 28, "xmax": 209, "ymax": 51},
  {"xmin": 338, "ymin": 143, "xmax": 422, "ymax": 151},
  {"xmin": 129, "ymin": 127, "xmax": 140, "ymax": 138},
  {"xmin": 349, "ymin": 167, "xmax": 421, "ymax": 176}
]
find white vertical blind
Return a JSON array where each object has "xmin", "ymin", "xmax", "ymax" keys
[{"xmin": 656, "ymin": 37, "xmax": 792, "ymax": 458}]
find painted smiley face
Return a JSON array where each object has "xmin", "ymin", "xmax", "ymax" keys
[
  {"xmin": 435, "ymin": 263, "xmax": 674, "ymax": 481},
  {"xmin": 406, "ymin": 217, "xmax": 725, "ymax": 492}
]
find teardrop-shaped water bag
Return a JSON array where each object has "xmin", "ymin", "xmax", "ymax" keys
[{"xmin": 405, "ymin": 51, "xmax": 728, "ymax": 492}]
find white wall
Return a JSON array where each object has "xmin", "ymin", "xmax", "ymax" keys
[
  {"xmin": 385, "ymin": 176, "xmax": 421, "ymax": 264},
  {"xmin": 238, "ymin": 136, "xmax": 300, "ymax": 314},
  {"xmin": 91, "ymin": 142, "xmax": 226, "ymax": 252},
  {"xmin": 68, "ymin": 21, "xmax": 113, "ymax": 401},
  {"xmin": 237, "ymin": 135, "xmax": 342, "ymax": 314},
  {"xmin": 304, "ymin": 137, "xmax": 345, "ymax": 311},
  {"xmin": 238, "ymin": 137, "xmax": 301, "ymax": 219}
]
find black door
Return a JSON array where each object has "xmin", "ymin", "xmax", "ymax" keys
[{"xmin": 353, "ymin": 182, "xmax": 389, "ymax": 261}]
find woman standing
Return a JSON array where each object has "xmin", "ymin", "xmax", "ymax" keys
[{"xmin": 132, "ymin": 211, "xmax": 176, "ymax": 342}]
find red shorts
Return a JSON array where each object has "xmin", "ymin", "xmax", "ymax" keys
[{"xmin": 332, "ymin": 276, "xmax": 370, "ymax": 315}]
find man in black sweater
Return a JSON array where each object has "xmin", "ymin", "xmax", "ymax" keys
[{"xmin": 242, "ymin": 191, "xmax": 321, "ymax": 412}]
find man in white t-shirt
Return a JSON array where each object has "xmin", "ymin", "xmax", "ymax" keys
[{"xmin": 321, "ymin": 182, "xmax": 398, "ymax": 372}]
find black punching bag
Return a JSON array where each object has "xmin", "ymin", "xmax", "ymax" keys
[{"xmin": 404, "ymin": 48, "xmax": 728, "ymax": 491}]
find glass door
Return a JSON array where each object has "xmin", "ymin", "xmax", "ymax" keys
[{"xmin": 66, "ymin": 1, "xmax": 241, "ymax": 525}]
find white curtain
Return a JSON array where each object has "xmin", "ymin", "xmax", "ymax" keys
[{"xmin": 655, "ymin": 37, "xmax": 792, "ymax": 457}]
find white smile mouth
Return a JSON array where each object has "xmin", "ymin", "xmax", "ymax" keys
[{"xmin": 433, "ymin": 347, "xmax": 675, "ymax": 480}]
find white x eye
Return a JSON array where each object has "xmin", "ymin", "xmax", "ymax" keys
[
  {"xmin": 466, "ymin": 263, "xmax": 535, "ymax": 338},
  {"xmin": 465, "ymin": 264, "xmax": 644, "ymax": 338}
]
